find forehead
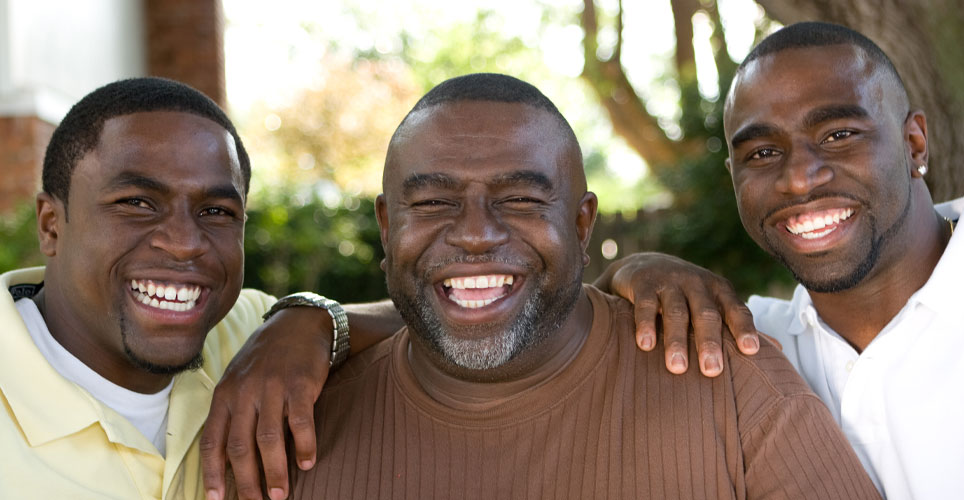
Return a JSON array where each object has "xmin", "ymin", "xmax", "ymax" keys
[
  {"xmin": 77, "ymin": 111, "xmax": 244, "ymax": 198},
  {"xmin": 387, "ymin": 101, "xmax": 573, "ymax": 189},
  {"xmin": 724, "ymin": 44, "xmax": 892, "ymax": 136}
]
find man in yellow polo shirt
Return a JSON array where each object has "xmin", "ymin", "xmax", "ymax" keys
[{"xmin": 0, "ymin": 77, "xmax": 274, "ymax": 499}]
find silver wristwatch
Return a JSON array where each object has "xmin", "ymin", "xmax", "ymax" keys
[{"xmin": 262, "ymin": 292, "xmax": 350, "ymax": 370}]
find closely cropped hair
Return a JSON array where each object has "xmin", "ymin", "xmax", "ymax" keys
[
  {"xmin": 43, "ymin": 77, "xmax": 251, "ymax": 208},
  {"xmin": 741, "ymin": 22, "xmax": 906, "ymax": 92},
  {"xmin": 391, "ymin": 73, "xmax": 580, "ymax": 156}
]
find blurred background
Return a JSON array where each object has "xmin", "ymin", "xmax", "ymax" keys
[{"xmin": 2, "ymin": 0, "xmax": 962, "ymax": 302}]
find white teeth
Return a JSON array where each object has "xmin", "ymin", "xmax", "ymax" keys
[
  {"xmin": 454, "ymin": 297, "xmax": 501, "ymax": 309},
  {"xmin": 801, "ymin": 227, "xmax": 836, "ymax": 239},
  {"xmin": 786, "ymin": 209, "xmax": 856, "ymax": 236},
  {"xmin": 443, "ymin": 275, "xmax": 514, "ymax": 290},
  {"xmin": 131, "ymin": 279, "xmax": 202, "ymax": 311}
]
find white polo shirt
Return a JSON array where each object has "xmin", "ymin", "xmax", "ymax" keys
[{"xmin": 748, "ymin": 198, "xmax": 964, "ymax": 499}]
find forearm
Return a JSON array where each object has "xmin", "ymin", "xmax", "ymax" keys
[{"xmin": 344, "ymin": 299, "xmax": 404, "ymax": 354}]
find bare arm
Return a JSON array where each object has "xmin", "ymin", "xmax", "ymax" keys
[{"xmin": 201, "ymin": 299, "xmax": 402, "ymax": 500}]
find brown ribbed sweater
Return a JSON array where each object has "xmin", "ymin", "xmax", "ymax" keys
[{"xmin": 286, "ymin": 286, "xmax": 879, "ymax": 499}]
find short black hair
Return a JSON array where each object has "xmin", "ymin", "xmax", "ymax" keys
[
  {"xmin": 390, "ymin": 73, "xmax": 580, "ymax": 157},
  {"xmin": 43, "ymin": 77, "xmax": 251, "ymax": 210},
  {"xmin": 740, "ymin": 22, "xmax": 906, "ymax": 93}
]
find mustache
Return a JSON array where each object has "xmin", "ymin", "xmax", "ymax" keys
[
  {"xmin": 761, "ymin": 192, "xmax": 868, "ymax": 222},
  {"xmin": 420, "ymin": 254, "xmax": 534, "ymax": 280}
]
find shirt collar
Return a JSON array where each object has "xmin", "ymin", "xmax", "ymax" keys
[
  {"xmin": 785, "ymin": 284, "xmax": 819, "ymax": 336},
  {"xmin": 0, "ymin": 267, "xmax": 105, "ymax": 447},
  {"xmin": 908, "ymin": 218, "xmax": 964, "ymax": 315}
]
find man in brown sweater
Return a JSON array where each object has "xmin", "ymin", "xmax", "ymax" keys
[{"xmin": 238, "ymin": 74, "xmax": 878, "ymax": 499}]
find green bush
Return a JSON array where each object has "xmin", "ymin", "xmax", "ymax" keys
[
  {"xmin": 243, "ymin": 192, "xmax": 387, "ymax": 302},
  {"xmin": 0, "ymin": 203, "xmax": 44, "ymax": 272}
]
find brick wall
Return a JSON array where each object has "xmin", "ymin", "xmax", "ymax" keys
[
  {"xmin": 0, "ymin": 116, "xmax": 54, "ymax": 212},
  {"xmin": 144, "ymin": 0, "xmax": 226, "ymax": 107}
]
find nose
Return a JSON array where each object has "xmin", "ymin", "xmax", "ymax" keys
[
  {"xmin": 775, "ymin": 145, "xmax": 833, "ymax": 196},
  {"xmin": 149, "ymin": 209, "xmax": 207, "ymax": 261},
  {"xmin": 444, "ymin": 199, "xmax": 510, "ymax": 254}
]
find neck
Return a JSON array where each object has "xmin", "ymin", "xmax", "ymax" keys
[
  {"xmin": 407, "ymin": 291, "xmax": 593, "ymax": 408},
  {"xmin": 808, "ymin": 204, "xmax": 950, "ymax": 352},
  {"xmin": 33, "ymin": 287, "xmax": 174, "ymax": 394}
]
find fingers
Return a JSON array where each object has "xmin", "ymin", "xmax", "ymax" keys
[
  {"xmin": 632, "ymin": 295, "xmax": 659, "ymax": 352},
  {"xmin": 224, "ymin": 403, "xmax": 264, "ymax": 500},
  {"xmin": 687, "ymin": 294, "xmax": 724, "ymax": 378},
  {"xmin": 286, "ymin": 374, "xmax": 323, "ymax": 471},
  {"xmin": 200, "ymin": 403, "xmax": 230, "ymax": 500},
  {"xmin": 717, "ymin": 291, "xmax": 760, "ymax": 355},
  {"xmin": 255, "ymin": 383, "xmax": 290, "ymax": 500},
  {"xmin": 659, "ymin": 288, "xmax": 690, "ymax": 375}
]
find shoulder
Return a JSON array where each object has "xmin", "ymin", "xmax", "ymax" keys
[
  {"xmin": 323, "ymin": 331, "xmax": 399, "ymax": 390},
  {"xmin": 201, "ymin": 289, "xmax": 277, "ymax": 378}
]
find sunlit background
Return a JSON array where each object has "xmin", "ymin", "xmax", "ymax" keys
[{"xmin": 0, "ymin": 0, "xmax": 798, "ymax": 300}]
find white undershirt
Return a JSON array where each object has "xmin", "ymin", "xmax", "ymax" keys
[{"xmin": 14, "ymin": 298, "xmax": 172, "ymax": 456}]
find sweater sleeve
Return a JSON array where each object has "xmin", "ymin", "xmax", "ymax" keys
[{"xmin": 729, "ymin": 340, "xmax": 881, "ymax": 499}]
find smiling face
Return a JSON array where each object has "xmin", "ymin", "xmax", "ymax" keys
[
  {"xmin": 38, "ymin": 111, "xmax": 246, "ymax": 391},
  {"xmin": 724, "ymin": 44, "xmax": 924, "ymax": 292},
  {"xmin": 376, "ymin": 100, "xmax": 596, "ymax": 374}
]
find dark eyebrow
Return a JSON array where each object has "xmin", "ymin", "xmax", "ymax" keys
[
  {"xmin": 105, "ymin": 172, "xmax": 243, "ymax": 205},
  {"xmin": 490, "ymin": 170, "xmax": 554, "ymax": 191},
  {"xmin": 105, "ymin": 172, "xmax": 170, "ymax": 194},
  {"xmin": 802, "ymin": 105, "xmax": 869, "ymax": 129},
  {"xmin": 202, "ymin": 185, "xmax": 245, "ymax": 205},
  {"xmin": 402, "ymin": 173, "xmax": 460, "ymax": 194},
  {"xmin": 730, "ymin": 123, "xmax": 780, "ymax": 149}
]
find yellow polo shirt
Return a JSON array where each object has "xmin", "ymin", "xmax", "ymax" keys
[{"xmin": 0, "ymin": 267, "xmax": 275, "ymax": 499}]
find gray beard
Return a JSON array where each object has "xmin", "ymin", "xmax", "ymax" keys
[{"xmin": 390, "ymin": 262, "xmax": 583, "ymax": 372}]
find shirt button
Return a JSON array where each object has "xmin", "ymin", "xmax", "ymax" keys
[{"xmin": 845, "ymin": 360, "xmax": 855, "ymax": 372}]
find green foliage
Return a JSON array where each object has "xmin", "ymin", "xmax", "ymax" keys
[
  {"xmin": 243, "ymin": 191, "xmax": 387, "ymax": 301},
  {"xmin": 0, "ymin": 203, "xmax": 44, "ymax": 272}
]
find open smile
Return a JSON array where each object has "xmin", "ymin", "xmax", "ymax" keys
[
  {"xmin": 129, "ymin": 279, "xmax": 204, "ymax": 313},
  {"xmin": 441, "ymin": 274, "xmax": 515, "ymax": 309},
  {"xmin": 784, "ymin": 207, "xmax": 855, "ymax": 239}
]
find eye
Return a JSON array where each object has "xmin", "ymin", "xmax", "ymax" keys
[
  {"xmin": 119, "ymin": 198, "xmax": 153, "ymax": 210},
  {"xmin": 411, "ymin": 199, "xmax": 454, "ymax": 208},
  {"xmin": 199, "ymin": 206, "xmax": 234, "ymax": 217},
  {"xmin": 747, "ymin": 148, "xmax": 780, "ymax": 161},
  {"xmin": 823, "ymin": 129, "xmax": 854, "ymax": 143},
  {"xmin": 501, "ymin": 196, "xmax": 543, "ymax": 205}
]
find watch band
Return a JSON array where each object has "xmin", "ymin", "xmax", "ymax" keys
[{"xmin": 262, "ymin": 292, "xmax": 350, "ymax": 370}]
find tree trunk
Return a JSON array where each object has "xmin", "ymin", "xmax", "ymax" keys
[{"xmin": 756, "ymin": 0, "xmax": 964, "ymax": 202}]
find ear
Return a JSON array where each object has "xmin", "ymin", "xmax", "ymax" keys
[
  {"xmin": 724, "ymin": 157, "xmax": 733, "ymax": 174},
  {"xmin": 374, "ymin": 193, "xmax": 390, "ymax": 269},
  {"xmin": 905, "ymin": 110, "xmax": 928, "ymax": 177},
  {"xmin": 576, "ymin": 192, "xmax": 598, "ymax": 254},
  {"xmin": 36, "ymin": 192, "xmax": 64, "ymax": 257}
]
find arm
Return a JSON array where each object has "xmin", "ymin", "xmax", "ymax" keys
[
  {"xmin": 201, "ymin": 299, "xmax": 402, "ymax": 500},
  {"xmin": 593, "ymin": 252, "xmax": 760, "ymax": 377}
]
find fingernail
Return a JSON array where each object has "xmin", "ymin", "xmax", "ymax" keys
[
  {"xmin": 269, "ymin": 487, "xmax": 286, "ymax": 500},
  {"xmin": 742, "ymin": 336, "xmax": 760, "ymax": 352},
  {"xmin": 671, "ymin": 353, "xmax": 686, "ymax": 370},
  {"xmin": 640, "ymin": 335, "xmax": 654, "ymax": 351},
  {"xmin": 299, "ymin": 459, "xmax": 314, "ymax": 470},
  {"xmin": 703, "ymin": 355, "xmax": 721, "ymax": 373},
  {"xmin": 206, "ymin": 490, "xmax": 221, "ymax": 500}
]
